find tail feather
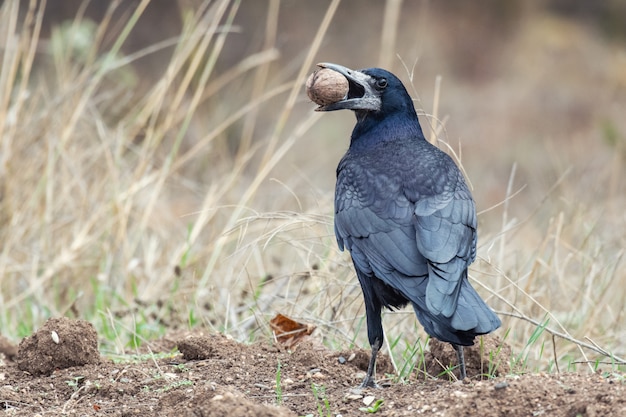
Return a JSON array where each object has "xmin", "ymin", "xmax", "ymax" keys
[
  {"xmin": 451, "ymin": 279, "xmax": 500, "ymax": 334},
  {"xmin": 413, "ymin": 278, "xmax": 500, "ymax": 346}
]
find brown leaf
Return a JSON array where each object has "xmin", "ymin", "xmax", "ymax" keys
[{"xmin": 269, "ymin": 314, "xmax": 316, "ymax": 349}]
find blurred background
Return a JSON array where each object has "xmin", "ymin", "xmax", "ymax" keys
[
  {"xmin": 1, "ymin": 0, "xmax": 624, "ymax": 370},
  {"xmin": 31, "ymin": 0, "xmax": 626, "ymax": 197}
]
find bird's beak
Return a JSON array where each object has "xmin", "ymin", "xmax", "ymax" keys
[{"xmin": 315, "ymin": 63, "xmax": 381, "ymax": 112}]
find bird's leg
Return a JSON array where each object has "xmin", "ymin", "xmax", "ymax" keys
[
  {"xmin": 360, "ymin": 337, "xmax": 382, "ymax": 388},
  {"xmin": 354, "ymin": 269, "xmax": 384, "ymax": 389},
  {"xmin": 452, "ymin": 344, "xmax": 466, "ymax": 380}
]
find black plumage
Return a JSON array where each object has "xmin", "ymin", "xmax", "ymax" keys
[{"xmin": 315, "ymin": 63, "xmax": 501, "ymax": 387}]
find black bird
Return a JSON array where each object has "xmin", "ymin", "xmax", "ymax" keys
[{"xmin": 315, "ymin": 63, "xmax": 501, "ymax": 387}]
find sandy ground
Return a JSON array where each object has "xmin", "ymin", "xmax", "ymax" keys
[{"xmin": 0, "ymin": 317, "xmax": 624, "ymax": 416}]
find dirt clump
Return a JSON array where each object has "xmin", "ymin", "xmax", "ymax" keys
[
  {"xmin": 16, "ymin": 317, "xmax": 100, "ymax": 376},
  {"xmin": 177, "ymin": 333, "xmax": 244, "ymax": 360},
  {"xmin": 177, "ymin": 335, "xmax": 216, "ymax": 360}
]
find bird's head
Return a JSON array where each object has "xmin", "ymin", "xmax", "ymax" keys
[{"xmin": 314, "ymin": 63, "xmax": 416, "ymax": 120}]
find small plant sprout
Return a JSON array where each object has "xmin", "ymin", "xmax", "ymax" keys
[
  {"xmin": 275, "ymin": 360, "xmax": 283, "ymax": 405},
  {"xmin": 311, "ymin": 383, "xmax": 331, "ymax": 417}
]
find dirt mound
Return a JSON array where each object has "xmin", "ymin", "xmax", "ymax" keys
[
  {"xmin": 16, "ymin": 317, "xmax": 100, "ymax": 376},
  {"xmin": 177, "ymin": 333, "xmax": 242, "ymax": 360},
  {"xmin": 338, "ymin": 347, "xmax": 395, "ymax": 377},
  {"xmin": 426, "ymin": 335, "xmax": 511, "ymax": 378}
]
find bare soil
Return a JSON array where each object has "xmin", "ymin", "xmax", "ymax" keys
[{"xmin": 1, "ymin": 318, "xmax": 624, "ymax": 416}]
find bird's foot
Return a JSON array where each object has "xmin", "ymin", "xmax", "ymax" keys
[
  {"xmin": 358, "ymin": 376, "xmax": 383, "ymax": 389},
  {"xmin": 358, "ymin": 338, "xmax": 383, "ymax": 389}
]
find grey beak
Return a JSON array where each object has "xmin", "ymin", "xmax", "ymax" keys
[{"xmin": 315, "ymin": 63, "xmax": 381, "ymax": 112}]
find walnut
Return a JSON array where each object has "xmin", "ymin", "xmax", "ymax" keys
[{"xmin": 306, "ymin": 68, "xmax": 349, "ymax": 106}]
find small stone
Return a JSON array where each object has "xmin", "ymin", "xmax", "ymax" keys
[
  {"xmin": 363, "ymin": 395, "xmax": 376, "ymax": 406},
  {"xmin": 494, "ymin": 381, "xmax": 509, "ymax": 390}
]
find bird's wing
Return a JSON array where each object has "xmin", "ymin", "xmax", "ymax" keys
[
  {"xmin": 335, "ymin": 161, "xmax": 477, "ymax": 319},
  {"xmin": 335, "ymin": 164, "xmax": 428, "ymax": 289},
  {"xmin": 412, "ymin": 182, "xmax": 477, "ymax": 318}
]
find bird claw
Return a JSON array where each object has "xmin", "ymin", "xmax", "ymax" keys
[{"xmin": 359, "ymin": 377, "xmax": 383, "ymax": 389}]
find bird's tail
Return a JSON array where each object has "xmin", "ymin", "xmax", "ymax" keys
[
  {"xmin": 452, "ymin": 278, "xmax": 501, "ymax": 334},
  {"xmin": 413, "ymin": 277, "xmax": 500, "ymax": 346}
]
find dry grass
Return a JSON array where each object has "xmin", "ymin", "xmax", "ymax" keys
[{"xmin": 0, "ymin": 0, "xmax": 624, "ymax": 375}]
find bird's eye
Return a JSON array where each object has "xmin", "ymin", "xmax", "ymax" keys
[{"xmin": 376, "ymin": 78, "xmax": 388, "ymax": 89}]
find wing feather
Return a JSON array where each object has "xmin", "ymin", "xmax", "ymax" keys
[{"xmin": 335, "ymin": 152, "xmax": 478, "ymax": 321}]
